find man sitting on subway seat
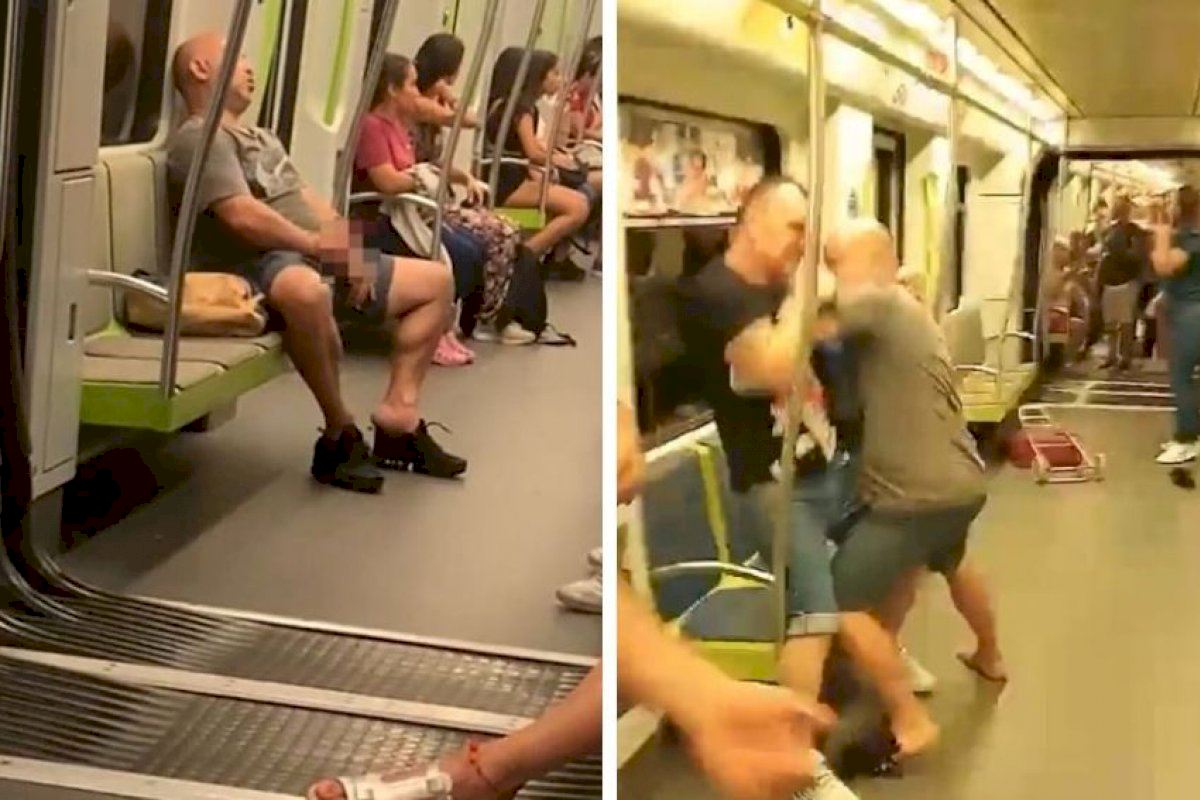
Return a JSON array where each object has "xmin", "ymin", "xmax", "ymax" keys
[{"xmin": 167, "ymin": 32, "xmax": 466, "ymax": 493}]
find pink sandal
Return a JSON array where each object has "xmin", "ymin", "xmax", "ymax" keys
[
  {"xmin": 433, "ymin": 333, "xmax": 470, "ymax": 367},
  {"xmin": 446, "ymin": 330, "xmax": 476, "ymax": 362}
]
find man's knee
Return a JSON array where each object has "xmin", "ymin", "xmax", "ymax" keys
[{"xmin": 269, "ymin": 266, "xmax": 332, "ymax": 319}]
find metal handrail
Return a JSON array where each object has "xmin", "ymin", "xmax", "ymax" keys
[
  {"xmin": 160, "ymin": 0, "xmax": 254, "ymax": 399},
  {"xmin": 470, "ymin": 0, "xmax": 507, "ymax": 178},
  {"xmin": 431, "ymin": 0, "xmax": 502, "ymax": 260},
  {"xmin": 348, "ymin": 191, "xmax": 439, "ymax": 213},
  {"xmin": 85, "ymin": 271, "xmax": 170, "ymax": 304},
  {"xmin": 649, "ymin": 561, "xmax": 774, "ymax": 585},
  {"xmin": 331, "ymin": 0, "xmax": 403, "ymax": 215},
  {"xmin": 537, "ymin": 0, "xmax": 598, "ymax": 221},
  {"xmin": 486, "ymin": 0, "xmax": 549, "ymax": 207}
]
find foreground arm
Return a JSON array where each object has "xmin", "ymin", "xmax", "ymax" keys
[
  {"xmin": 723, "ymin": 294, "xmax": 803, "ymax": 398},
  {"xmin": 618, "ymin": 582, "xmax": 832, "ymax": 800},
  {"xmin": 1152, "ymin": 224, "xmax": 1189, "ymax": 277}
]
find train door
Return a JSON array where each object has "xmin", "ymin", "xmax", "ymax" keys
[{"xmin": 872, "ymin": 128, "xmax": 905, "ymax": 253}]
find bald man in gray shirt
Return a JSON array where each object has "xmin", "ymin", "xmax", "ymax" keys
[{"xmin": 824, "ymin": 221, "xmax": 1005, "ymax": 697}]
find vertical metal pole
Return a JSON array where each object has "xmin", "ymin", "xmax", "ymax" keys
[
  {"xmin": 331, "ymin": 0, "xmax": 403, "ymax": 215},
  {"xmin": 936, "ymin": 11, "xmax": 960, "ymax": 319},
  {"xmin": 472, "ymin": 0, "xmax": 507, "ymax": 176},
  {"xmin": 771, "ymin": 0, "xmax": 826, "ymax": 650},
  {"xmin": 0, "ymin": 0, "xmax": 17, "ymax": 263},
  {"xmin": 432, "ymin": 0, "xmax": 502, "ymax": 259},
  {"xmin": 537, "ymin": 0, "xmax": 598, "ymax": 220},
  {"xmin": 487, "ymin": 0, "xmax": 550, "ymax": 206},
  {"xmin": 160, "ymin": 0, "xmax": 254, "ymax": 399}
]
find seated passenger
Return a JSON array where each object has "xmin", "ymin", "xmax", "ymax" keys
[
  {"xmin": 566, "ymin": 36, "xmax": 602, "ymax": 144},
  {"xmin": 167, "ymin": 32, "xmax": 466, "ymax": 490},
  {"xmin": 357, "ymin": 53, "xmax": 484, "ymax": 366},
  {"xmin": 485, "ymin": 47, "xmax": 595, "ymax": 276}
]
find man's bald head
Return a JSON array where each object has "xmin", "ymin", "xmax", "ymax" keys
[
  {"xmin": 172, "ymin": 31, "xmax": 255, "ymax": 117},
  {"xmin": 824, "ymin": 218, "xmax": 899, "ymax": 289}
]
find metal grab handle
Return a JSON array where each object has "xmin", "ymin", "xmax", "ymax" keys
[
  {"xmin": 161, "ymin": 0, "xmax": 254, "ymax": 400},
  {"xmin": 487, "ymin": 0, "xmax": 550, "ymax": 207},
  {"xmin": 86, "ymin": 270, "xmax": 170, "ymax": 303},
  {"xmin": 770, "ymin": 0, "xmax": 826, "ymax": 650},
  {"xmin": 537, "ymin": 0, "xmax": 598, "ymax": 221},
  {"xmin": 432, "ymin": 0, "xmax": 502, "ymax": 261},
  {"xmin": 348, "ymin": 191, "xmax": 440, "ymax": 213},
  {"xmin": 331, "ymin": 0, "xmax": 403, "ymax": 215},
  {"xmin": 649, "ymin": 561, "xmax": 775, "ymax": 585}
]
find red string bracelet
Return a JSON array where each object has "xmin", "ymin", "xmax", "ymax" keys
[{"xmin": 467, "ymin": 741, "xmax": 503, "ymax": 797}]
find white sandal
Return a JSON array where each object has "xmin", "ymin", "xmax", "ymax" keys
[{"xmin": 305, "ymin": 766, "xmax": 453, "ymax": 800}]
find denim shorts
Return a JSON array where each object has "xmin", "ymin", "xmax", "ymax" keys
[
  {"xmin": 237, "ymin": 249, "xmax": 394, "ymax": 326},
  {"xmin": 831, "ymin": 495, "xmax": 986, "ymax": 612},
  {"xmin": 729, "ymin": 459, "xmax": 860, "ymax": 639}
]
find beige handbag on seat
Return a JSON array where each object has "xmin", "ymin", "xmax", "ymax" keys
[{"xmin": 125, "ymin": 272, "xmax": 267, "ymax": 337}]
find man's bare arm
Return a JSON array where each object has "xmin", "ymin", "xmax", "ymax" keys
[
  {"xmin": 723, "ymin": 295, "xmax": 802, "ymax": 398},
  {"xmin": 1152, "ymin": 225, "xmax": 1189, "ymax": 277},
  {"xmin": 211, "ymin": 194, "xmax": 319, "ymax": 257}
]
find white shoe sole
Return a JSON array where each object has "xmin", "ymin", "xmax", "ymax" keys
[{"xmin": 1157, "ymin": 451, "xmax": 1198, "ymax": 465}]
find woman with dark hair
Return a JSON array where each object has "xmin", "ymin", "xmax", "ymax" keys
[
  {"xmin": 356, "ymin": 54, "xmax": 537, "ymax": 347},
  {"xmin": 411, "ymin": 32, "xmax": 478, "ymax": 132},
  {"xmin": 485, "ymin": 47, "xmax": 592, "ymax": 269}
]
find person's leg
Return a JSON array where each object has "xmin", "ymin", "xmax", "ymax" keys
[
  {"xmin": 374, "ymin": 255, "xmax": 453, "ymax": 434},
  {"xmin": 308, "ymin": 664, "xmax": 602, "ymax": 800},
  {"xmin": 1101, "ymin": 287, "xmax": 1119, "ymax": 367},
  {"xmin": 831, "ymin": 510, "xmax": 938, "ymax": 758},
  {"xmin": 268, "ymin": 263, "xmax": 353, "ymax": 432},
  {"xmin": 946, "ymin": 560, "xmax": 1007, "ymax": 681},
  {"xmin": 263, "ymin": 256, "xmax": 383, "ymax": 493},
  {"xmin": 736, "ymin": 479, "xmax": 855, "ymax": 795},
  {"xmin": 504, "ymin": 180, "xmax": 589, "ymax": 257},
  {"xmin": 1167, "ymin": 302, "xmax": 1200, "ymax": 445},
  {"xmin": 362, "ymin": 254, "xmax": 467, "ymax": 478}
]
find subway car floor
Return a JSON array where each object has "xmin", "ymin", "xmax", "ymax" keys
[
  {"xmin": 55, "ymin": 279, "xmax": 602, "ymax": 658},
  {"xmin": 625, "ymin": 406, "xmax": 1200, "ymax": 800}
]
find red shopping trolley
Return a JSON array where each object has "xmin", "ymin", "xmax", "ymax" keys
[{"xmin": 1009, "ymin": 404, "xmax": 1106, "ymax": 484}]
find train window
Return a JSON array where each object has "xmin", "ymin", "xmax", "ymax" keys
[
  {"xmin": 628, "ymin": 224, "xmax": 731, "ymax": 445},
  {"xmin": 619, "ymin": 100, "xmax": 777, "ymax": 219},
  {"xmin": 621, "ymin": 100, "xmax": 779, "ymax": 444},
  {"xmin": 102, "ymin": 0, "xmax": 173, "ymax": 146}
]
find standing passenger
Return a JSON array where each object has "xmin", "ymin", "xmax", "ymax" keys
[
  {"xmin": 1152, "ymin": 185, "xmax": 1200, "ymax": 465},
  {"xmin": 1098, "ymin": 197, "xmax": 1145, "ymax": 371}
]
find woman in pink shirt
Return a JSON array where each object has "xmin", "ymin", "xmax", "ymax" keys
[{"xmin": 356, "ymin": 55, "xmax": 535, "ymax": 347}]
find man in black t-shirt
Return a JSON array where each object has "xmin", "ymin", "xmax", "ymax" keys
[
  {"xmin": 1098, "ymin": 197, "xmax": 1148, "ymax": 370},
  {"xmin": 677, "ymin": 177, "xmax": 865, "ymax": 799}
]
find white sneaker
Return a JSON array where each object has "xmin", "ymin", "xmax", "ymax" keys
[
  {"xmin": 472, "ymin": 323, "xmax": 536, "ymax": 345},
  {"xmin": 587, "ymin": 547, "xmax": 602, "ymax": 574},
  {"xmin": 795, "ymin": 752, "xmax": 858, "ymax": 800},
  {"xmin": 1156, "ymin": 441, "xmax": 1199, "ymax": 465},
  {"xmin": 901, "ymin": 646, "xmax": 937, "ymax": 695},
  {"xmin": 556, "ymin": 575, "xmax": 601, "ymax": 614}
]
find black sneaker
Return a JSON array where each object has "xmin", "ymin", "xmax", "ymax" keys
[
  {"xmin": 373, "ymin": 420, "xmax": 467, "ymax": 478},
  {"xmin": 311, "ymin": 426, "xmax": 384, "ymax": 494}
]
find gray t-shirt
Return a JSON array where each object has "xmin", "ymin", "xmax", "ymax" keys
[
  {"xmin": 838, "ymin": 285, "xmax": 986, "ymax": 511},
  {"xmin": 166, "ymin": 118, "xmax": 321, "ymax": 267}
]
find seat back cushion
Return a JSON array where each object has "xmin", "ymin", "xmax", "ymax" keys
[{"xmin": 642, "ymin": 448, "xmax": 720, "ymax": 620}]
